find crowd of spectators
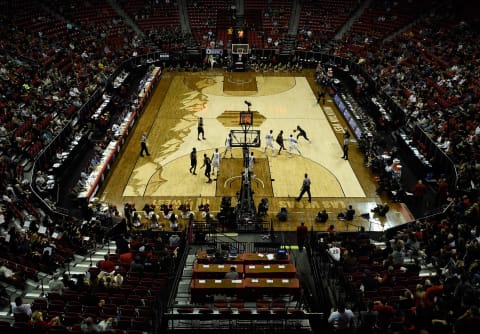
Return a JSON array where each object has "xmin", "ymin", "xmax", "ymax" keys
[
  {"xmin": 1, "ymin": 224, "xmax": 183, "ymax": 330},
  {"xmin": 0, "ymin": 0, "xmax": 162, "ymax": 263},
  {"xmin": 0, "ymin": 4, "xmax": 184, "ymax": 331},
  {"xmin": 316, "ymin": 6, "xmax": 480, "ymax": 330},
  {"xmin": 0, "ymin": 0, "xmax": 479, "ymax": 331},
  {"xmin": 0, "ymin": 14, "xmax": 127, "ymax": 203},
  {"xmin": 333, "ymin": 3, "xmax": 480, "ymax": 194},
  {"xmin": 323, "ymin": 189, "xmax": 480, "ymax": 332},
  {"xmin": 296, "ymin": 0, "xmax": 358, "ymax": 51},
  {"xmin": 118, "ymin": 0, "xmax": 186, "ymax": 51}
]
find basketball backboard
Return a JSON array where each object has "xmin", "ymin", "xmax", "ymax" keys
[
  {"xmin": 230, "ymin": 129, "xmax": 261, "ymax": 147},
  {"xmin": 232, "ymin": 44, "xmax": 250, "ymax": 55}
]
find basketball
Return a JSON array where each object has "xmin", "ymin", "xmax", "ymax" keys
[{"xmin": 293, "ymin": 129, "xmax": 296, "ymax": 132}]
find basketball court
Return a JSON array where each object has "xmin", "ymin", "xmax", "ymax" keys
[
  {"xmin": 123, "ymin": 74, "xmax": 364, "ymax": 198},
  {"xmin": 97, "ymin": 59, "xmax": 413, "ymax": 232}
]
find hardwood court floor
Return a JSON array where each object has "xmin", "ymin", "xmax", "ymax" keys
[{"xmin": 97, "ymin": 69, "xmax": 414, "ymax": 233}]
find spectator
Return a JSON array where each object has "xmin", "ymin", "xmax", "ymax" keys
[
  {"xmin": 30, "ymin": 310, "xmax": 61, "ymax": 329},
  {"xmin": 455, "ymin": 305, "xmax": 480, "ymax": 334},
  {"xmin": 115, "ymin": 236, "xmax": 130, "ymax": 254},
  {"xmin": 361, "ymin": 270, "xmax": 379, "ymax": 292},
  {"xmin": 72, "ymin": 274, "xmax": 89, "ymax": 292},
  {"xmin": 11, "ymin": 296, "xmax": 32, "ymax": 320},
  {"xmin": 345, "ymin": 205, "xmax": 355, "ymax": 221},
  {"xmin": 327, "ymin": 224, "xmax": 336, "ymax": 241},
  {"xmin": 328, "ymin": 242, "xmax": 342, "ymax": 262},
  {"xmin": 149, "ymin": 210, "xmax": 160, "ymax": 228},
  {"xmin": 342, "ymin": 249, "xmax": 358, "ymax": 273},
  {"xmin": 119, "ymin": 251, "xmax": 133, "ymax": 266},
  {"xmin": 391, "ymin": 245, "xmax": 405, "ymax": 266},
  {"xmin": 0, "ymin": 261, "xmax": 25, "ymax": 288},
  {"xmin": 296, "ymin": 221, "xmax": 309, "ymax": 252},
  {"xmin": 61, "ymin": 273, "xmax": 76, "ymax": 290},
  {"xmin": 129, "ymin": 255, "xmax": 145, "ymax": 273},
  {"xmin": 422, "ymin": 279, "xmax": 444, "ymax": 308},
  {"xmin": 376, "ymin": 266, "xmax": 396, "ymax": 286},
  {"xmin": 328, "ymin": 303, "xmax": 355, "ymax": 334},
  {"xmin": 358, "ymin": 302, "xmax": 378, "ymax": 334},
  {"xmin": 48, "ymin": 273, "xmax": 65, "ymax": 295},
  {"xmin": 412, "ymin": 180, "xmax": 427, "ymax": 213},
  {"xmin": 169, "ymin": 213, "xmax": 179, "ymax": 231},
  {"xmin": 315, "ymin": 209, "xmax": 329, "ymax": 223},
  {"xmin": 169, "ymin": 233, "xmax": 181, "ymax": 248},
  {"xmin": 131, "ymin": 212, "xmax": 142, "ymax": 228},
  {"xmin": 0, "ymin": 284, "xmax": 9, "ymax": 307},
  {"xmin": 373, "ymin": 300, "xmax": 396, "ymax": 332},
  {"xmin": 224, "ymin": 266, "xmax": 240, "ymax": 279},
  {"xmin": 414, "ymin": 284, "xmax": 426, "ymax": 308},
  {"xmin": 80, "ymin": 316, "xmax": 102, "ymax": 333},
  {"xmin": 97, "ymin": 271, "xmax": 123, "ymax": 289},
  {"xmin": 97, "ymin": 254, "xmax": 115, "ymax": 274},
  {"xmin": 435, "ymin": 178, "xmax": 450, "ymax": 205},
  {"xmin": 454, "ymin": 274, "xmax": 476, "ymax": 309}
]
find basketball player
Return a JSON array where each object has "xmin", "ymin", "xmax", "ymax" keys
[
  {"xmin": 197, "ymin": 117, "xmax": 206, "ymax": 140},
  {"xmin": 223, "ymin": 133, "xmax": 233, "ymax": 158},
  {"xmin": 208, "ymin": 54, "xmax": 216, "ymax": 69},
  {"xmin": 296, "ymin": 125, "xmax": 311, "ymax": 143},
  {"xmin": 211, "ymin": 148, "xmax": 220, "ymax": 176},
  {"xmin": 200, "ymin": 153, "xmax": 212, "ymax": 183},
  {"xmin": 276, "ymin": 130, "xmax": 286, "ymax": 155},
  {"xmin": 288, "ymin": 134, "xmax": 301, "ymax": 157},
  {"xmin": 189, "ymin": 147, "xmax": 197, "ymax": 175},
  {"xmin": 264, "ymin": 129, "xmax": 275, "ymax": 156}
]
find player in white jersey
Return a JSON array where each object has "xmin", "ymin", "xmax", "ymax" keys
[
  {"xmin": 211, "ymin": 148, "xmax": 221, "ymax": 175},
  {"xmin": 223, "ymin": 133, "xmax": 233, "ymax": 158},
  {"xmin": 288, "ymin": 134, "xmax": 301, "ymax": 157},
  {"xmin": 264, "ymin": 129, "xmax": 275, "ymax": 156}
]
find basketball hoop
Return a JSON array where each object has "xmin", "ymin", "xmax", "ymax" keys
[
  {"xmin": 232, "ymin": 44, "xmax": 249, "ymax": 71},
  {"xmin": 232, "ymin": 44, "xmax": 250, "ymax": 60},
  {"xmin": 237, "ymin": 49, "xmax": 244, "ymax": 62}
]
